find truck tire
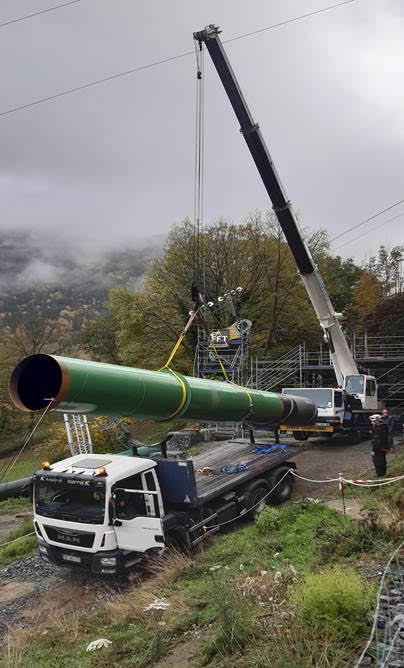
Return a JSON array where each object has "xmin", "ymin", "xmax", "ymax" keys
[
  {"xmin": 348, "ymin": 429, "xmax": 361, "ymax": 445},
  {"xmin": 243, "ymin": 479, "xmax": 270, "ymax": 518},
  {"xmin": 165, "ymin": 528, "xmax": 190, "ymax": 555},
  {"xmin": 293, "ymin": 431, "xmax": 309, "ymax": 441},
  {"xmin": 267, "ymin": 467, "xmax": 294, "ymax": 505}
]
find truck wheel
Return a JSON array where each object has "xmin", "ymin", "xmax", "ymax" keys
[
  {"xmin": 244, "ymin": 479, "xmax": 270, "ymax": 518},
  {"xmin": 293, "ymin": 431, "xmax": 309, "ymax": 441},
  {"xmin": 165, "ymin": 529, "xmax": 189, "ymax": 555},
  {"xmin": 348, "ymin": 430, "xmax": 361, "ymax": 445},
  {"xmin": 267, "ymin": 467, "xmax": 294, "ymax": 506}
]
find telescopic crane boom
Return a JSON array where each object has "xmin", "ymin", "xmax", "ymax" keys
[{"xmin": 193, "ymin": 25, "xmax": 377, "ymax": 410}]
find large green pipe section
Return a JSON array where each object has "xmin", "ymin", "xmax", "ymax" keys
[{"xmin": 9, "ymin": 354, "xmax": 316, "ymax": 426}]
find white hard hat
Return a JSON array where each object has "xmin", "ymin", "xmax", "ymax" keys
[{"xmin": 369, "ymin": 414, "xmax": 381, "ymax": 422}]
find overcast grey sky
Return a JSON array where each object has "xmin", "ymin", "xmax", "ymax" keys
[{"xmin": 0, "ymin": 0, "xmax": 403, "ymax": 261}]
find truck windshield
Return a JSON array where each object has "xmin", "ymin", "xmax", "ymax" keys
[
  {"xmin": 345, "ymin": 375, "xmax": 364, "ymax": 395},
  {"xmin": 35, "ymin": 479, "xmax": 105, "ymax": 524},
  {"xmin": 283, "ymin": 388, "xmax": 333, "ymax": 409}
]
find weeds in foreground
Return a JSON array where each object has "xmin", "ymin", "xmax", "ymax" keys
[
  {"xmin": 245, "ymin": 623, "xmax": 362, "ymax": 668},
  {"xmin": 5, "ymin": 633, "xmax": 26, "ymax": 668},
  {"xmin": 255, "ymin": 506, "xmax": 281, "ymax": 534},
  {"xmin": 293, "ymin": 566, "xmax": 376, "ymax": 639},
  {"xmin": 3, "ymin": 503, "xmax": 384, "ymax": 667},
  {"xmin": 0, "ymin": 497, "xmax": 31, "ymax": 514},
  {"xmin": 200, "ymin": 577, "xmax": 257, "ymax": 664},
  {"xmin": 106, "ymin": 548, "xmax": 191, "ymax": 625},
  {"xmin": 0, "ymin": 517, "xmax": 36, "ymax": 566}
]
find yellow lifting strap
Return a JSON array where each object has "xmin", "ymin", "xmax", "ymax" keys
[
  {"xmin": 160, "ymin": 367, "xmax": 188, "ymax": 421},
  {"xmin": 159, "ymin": 309, "xmax": 198, "ymax": 371},
  {"xmin": 158, "ymin": 307, "xmax": 253, "ymax": 421},
  {"xmin": 157, "ymin": 309, "xmax": 199, "ymax": 421}
]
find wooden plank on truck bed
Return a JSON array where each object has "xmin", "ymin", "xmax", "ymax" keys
[{"xmin": 192, "ymin": 439, "xmax": 298, "ymax": 504}]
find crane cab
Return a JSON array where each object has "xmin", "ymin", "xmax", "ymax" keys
[{"xmin": 344, "ymin": 374, "xmax": 378, "ymax": 411}]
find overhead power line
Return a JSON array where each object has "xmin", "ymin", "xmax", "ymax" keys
[
  {"xmin": 0, "ymin": 0, "xmax": 80, "ymax": 29},
  {"xmin": 0, "ymin": 50, "xmax": 195, "ymax": 118},
  {"xmin": 225, "ymin": 0, "xmax": 356, "ymax": 44},
  {"xmin": 333, "ymin": 211, "xmax": 404, "ymax": 251},
  {"xmin": 0, "ymin": 0, "xmax": 357, "ymax": 118},
  {"xmin": 330, "ymin": 198, "xmax": 404, "ymax": 244}
]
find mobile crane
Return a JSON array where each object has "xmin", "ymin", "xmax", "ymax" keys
[{"xmin": 193, "ymin": 25, "xmax": 378, "ymax": 443}]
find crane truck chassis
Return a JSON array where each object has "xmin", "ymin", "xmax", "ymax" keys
[
  {"xmin": 33, "ymin": 443, "xmax": 297, "ymax": 574},
  {"xmin": 280, "ymin": 386, "xmax": 373, "ymax": 443}
]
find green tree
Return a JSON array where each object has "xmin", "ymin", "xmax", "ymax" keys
[
  {"xmin": 82, "ymin": 214, "xmax": 362, "ymax": 371},
  {"xmin": 367, "ymin": 245, "xmax": 404, "ymax": 295}
]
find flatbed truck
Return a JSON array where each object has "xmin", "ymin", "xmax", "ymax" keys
[{"xmin": 33, "ymin": 440, "xmax": 297, "ymax": 574}]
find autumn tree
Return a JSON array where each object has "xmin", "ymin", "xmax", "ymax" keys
[
  {"xmin": 344, "ymin": 271, "xmax": 384, "ymax": 334},
  {"xmin": 367, "ymin": 245, "xmax": 404, "ymax": 296},
  {"xmin": 82, "ymin": 214, "xmax": 362, "ymax": 371}
]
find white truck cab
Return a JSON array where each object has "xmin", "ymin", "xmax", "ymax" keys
[
  {"xmin": 345, "ymin": 374, "xmax": 378, "ymax": 411},
  {"xmin": 33, "ymin": 454, "xmax": 165, "ymax": 574}
]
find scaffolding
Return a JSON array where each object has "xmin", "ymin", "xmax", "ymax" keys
[
  {"xmin": 193, "ymin": 288, "xmax": 251, "ymax": 386},
  {"xmin": 251, "ymin": 335, "xmax": 404, "ymax": 412}
]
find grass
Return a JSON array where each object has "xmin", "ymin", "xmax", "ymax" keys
[
  {"xmin": 344, "ymin": 448, "xmax": 404, "ymax": 524},
  {"xmin": 5, "ymin": 500, "xmax": 388, "ymax": 668},
  {"xmin": 0, "ymin": 453, "xmax": 40, "ymax": 483},
  {"xmin": 0, "ymin": 516, "xmax": 36, "ymax": 566},
  {"xmin": 293, "ymin": 566, "xmax": 375, "ymax": 638},
  {"xmin": 0, "ymin": 497, "xmax": 31, "ymax": 514}
]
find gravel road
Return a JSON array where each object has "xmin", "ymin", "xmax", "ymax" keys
[{"xmin": 0, "ymin": 555, "xmax": 131, "ymax": 646}]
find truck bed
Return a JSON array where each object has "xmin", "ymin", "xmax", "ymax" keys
[{"xmin": 191, "ymin": 439, "xmax": 298, "ymax": 504}]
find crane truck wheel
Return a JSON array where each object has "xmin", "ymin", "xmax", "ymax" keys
[
  {"xmin": 243, "ymin": 479, "xmax": 270, "ymax": 518},
  {"xmin": 267, "ymin": 466, "xmax": 294, "ymax": 505},
  {"xmin": 348, "ymin": 429, "xmax": 361, "ymax": 445},
  {"xmin": 165, "ymin": 528, "xmax": 190, "ymax": 555},
  {"xmin": 292, "ymin": 431, "xmax": 309, "ymax": 441}
]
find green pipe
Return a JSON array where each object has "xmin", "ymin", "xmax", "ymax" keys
[{"xmin": 9, "ymin": 354, "xmax": 316, "ymax": 426}]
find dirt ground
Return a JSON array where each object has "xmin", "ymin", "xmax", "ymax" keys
[
  {"xmin": 1, "ymin": 433, "xmax": 403, "ymax": 650},
  {"xmin": 290, "ymin": 432, "xmax": 385, "ymax": 497}
]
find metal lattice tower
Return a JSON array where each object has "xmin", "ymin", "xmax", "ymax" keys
[{"xmin": 63, "ymin": 414, "xmax": 93, "ymax": 456}]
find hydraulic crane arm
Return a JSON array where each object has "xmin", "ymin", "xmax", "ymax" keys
[{"xmin": 193, "ymin": 25, "xmax": 359, "ymax": 387}]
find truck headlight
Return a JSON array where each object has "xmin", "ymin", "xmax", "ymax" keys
[{"xmin": 100, "ymin": 557, "xmax": 117, "ymax": 566}]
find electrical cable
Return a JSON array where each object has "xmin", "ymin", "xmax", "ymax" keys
[
  {"xmin": 225, "ymin": 0, "xmax": 356, "ymax": 44},
  {"xmin": 0, "ymin": 0, "xmax": 358, "ymax": 118},
  {"xmin": 330, "ymin": 199, "xmax": 404, "ymax": 244},
  {"xmin": 0, "ymin": 0, "xmax": 80, "ymax": 29},
  {"xmin": 0, "ymin": 49, "xmax": 195, "ymax": 118},
  {"xmin": 333, "ymin": 211, "xmax": 404, "ymax": 252}
]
